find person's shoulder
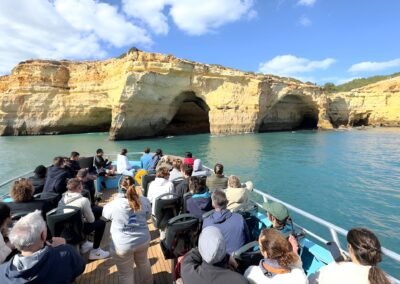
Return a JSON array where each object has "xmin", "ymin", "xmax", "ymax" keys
[
  {"xmin": 52, "ymin": 244, "xmax": 80, "ymax": 258},
  {"xmin": 244, "ymin": 265, "xmax": 267, "ymax": 283}
]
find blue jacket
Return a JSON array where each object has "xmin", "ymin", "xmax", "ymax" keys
[
  {"xmin": 140, "ymin": 153, "xmax": 153, "ymax": 170},
  {"xmin": 43, "ymin": 165, "xmax": 70, "ymax": 195},
  {"xmin": 202, "ymin": 209, "xmax": 250, "ymax": 254},
  {"xmin": 186, "ymin": 192, "xmax": 213, "ymax": 219},
  {"xmin": 0, "ymin": 245, "xmax": 85, "ymax": 284}
]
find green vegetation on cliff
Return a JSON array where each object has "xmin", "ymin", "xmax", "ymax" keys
[{"xmin": 323, "ymin": 72, "xmax": 400, "ymax": 93}]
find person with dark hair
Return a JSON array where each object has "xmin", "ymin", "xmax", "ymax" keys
[
  {"xmin": 28, "ymin": 165, "xmax": 47, "ymax": 194},
  {"xmin": 244, "ymin": 228, "xmax": 307, "ymax": 284},
  {"xmin": 65, "ymin": 151, "xmax": 81, "ymax": 177},
  {"xmin": 202, "ymin": 189, "xmax": 249, "ymax": 254},
  {"xmin": 76, "ymin": 168, "xmax": 96, "ymax": 205},
  {"xmin": 183, "ymin": 152, "xmax": 194, "ymax": 167},
  {"xmin": 148, "ymin": 149, "xmax": 163, "ymax": 171},
  {"xmin": 0, "ymin": 203, "xmax": 12, "ymax": 263},
  {"xmin": 185, "ymin": 176, "xmax": 212, "ymax": 219},
  {"xmin": 140, "ymin": 147, "xmax": 152, "ymax": 170},
  {"xmin": 0, "ymin": 211, "xmax": 85, "ymax": 283},
  {"xmin": 43, "ymin": 156, "xmax": 71, "ymax": 195},
  {"xmin": 58, "ymin": 178, "xmax": 109, "ymax": 260},
  {"xmin": 103, "ymin": 185, "xmax": 153, "ymax": 284},
  {"xmin": 119, "ymin": 176, "xmax": 135, "ymax": 196},
  {"xmin": 174, "ymin": 163, "xmax": 193, "ymax": 198},
  {"xmin": 94, "ymin": 148, "xmax": 114, "ymax": 175},
  {"xmin": 181, "ymin": 226, "xmax": 248, "ymax": 284},
  {"xmin": 310, "ymin": 228, "xmax": 391, "ymax": 284},
  {"xmin": 117, "ymin": 149, "xmax": 135, "ymax": 176},
  {"xmin": 206, "ymin": 163, "xmax": 228, "ymax": 192},
  {"xmin": 8, "ymin": 179, "xmax": 53, "ymax": 219},
  {"xmin": 147, "ymin": 167, "xmax": 174, "ymax": 213},
  {"xmin": 169, "ymin": 159, "xmax": 183, "ymax": 182}
]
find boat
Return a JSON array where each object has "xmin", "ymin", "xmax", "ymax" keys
[{"xmin": 0, "ymin": 152, "xmax": 399, "ymax": 284}]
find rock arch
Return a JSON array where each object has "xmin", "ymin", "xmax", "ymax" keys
[{"xmin": 258, "ymin": 94, "xmax": 319, "ymax": 132}]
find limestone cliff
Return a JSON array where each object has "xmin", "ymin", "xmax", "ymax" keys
[{"xmin": 0, "ymin": 50, "xmax": 398, "ymax": 139}]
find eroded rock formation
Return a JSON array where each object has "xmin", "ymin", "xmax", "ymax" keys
[{"xmin": 0, "ymin": 50, "xmax": 399, "ymax": 139}]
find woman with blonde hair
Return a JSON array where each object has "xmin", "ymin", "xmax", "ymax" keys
[
  {"xmin": 245, "ymin": 228, "xmax": 307, "ymax": 284},
  {"xmin": 103, "ymin": 185, "xmax": 153, "ymax": 284},
  {"xmin": 225, "ymin": 175, "xmax": 249, "ymax": 211}
]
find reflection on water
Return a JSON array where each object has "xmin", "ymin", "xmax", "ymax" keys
[{"xmin": 0, "ymin": 128, "xmax": 399, "ymax": 277}]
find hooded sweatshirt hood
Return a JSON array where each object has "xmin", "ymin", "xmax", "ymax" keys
[
  {"xmin": 192, "ymin": 159, "xmax": 210, "ymax": 177},
  {"xmin": 198, "ymin": 226, "xmax": 226, "ymax": 264}
]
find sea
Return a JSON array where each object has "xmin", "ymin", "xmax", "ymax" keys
[{"xmin": 0, "ymin": 128, "xmax": 399, "ymax": 277}]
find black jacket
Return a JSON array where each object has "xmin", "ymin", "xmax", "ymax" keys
[
  {"xmin": 43, "ymin": 166, "xmax": 70, "ymax": 195},
  {"xmin": 28, "ymin": 174, "xmax": 46, "ymax": 195},
  {"xmin": 181, "ymin": 248, "xmax": 248, "ymax": 284}
]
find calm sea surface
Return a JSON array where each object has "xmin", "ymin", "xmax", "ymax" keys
[{"xmin": 0, "ymin": 128, "xmax": 399, "ymax": 277}]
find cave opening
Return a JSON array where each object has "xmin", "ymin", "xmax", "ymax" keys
[
  {"xmin": 160, "ymin": 92, "xmax": 210, "ymax": 136},
  {"xmin": 259, "ymin": 95, "xmax": 319, "ymax": 132},
  {"xmin": 349, "ymin": 114, "xmax": 370, "ymax": 127}
]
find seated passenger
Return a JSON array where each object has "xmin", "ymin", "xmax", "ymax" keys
[
  {"xmin": 117, "ymin": 148, "xmax": 135, "ymax": 176},
  {"xmin": 65, "ymin": 151, "xmax": 81, "ymax": 177},
  {"xmin": 8, "ymin": 179, "xmax": 53, "ymax": 219},
  {"xmin": 94, "ymin": 148, "xmax": 114, "ymax": 175},
  {"xmin": 0, "ymin": 210, "xmax": 85, "ymax": 283},
  {"xmin": 183, "ymin": 152, "xmax": 194, "ymax": 167},
  {"xmin": 263, "ymin": 201, "xmax": 292, "ymax": 238},
  {"xmin": 43, "ymin": 156, "xmax": 71, "ymax": 195},
  {"xmin": 206, "ymin": 163, "xmax": 228, "ymax": 192},
  {"xmin": 181, "ymin": 226, "xmax": 248, "ymax": 284},
  {"xmin": 148, "ymin": 148, "xmax": 163, "ymax": 172},
  {"xmin": 244, "ymin": 228, "xmax": 307, "ymax": 284},
  {"xmin": 202, "ymin": 189, "xmax": 249, "ymax": 254},
  {"xmin": 169, "ymin": 159, "xmax": 183, "ymax": 182},
  {"xmin": 0, "ymin": 203, "xmax": 12, "ymax": 264},
  {"xmin": 28, "ymin": 165, "xmax": 47, "ymax": 195},
  {"xmin": 185, "ymin": 177, "xmax": 212, "ymax": 219},
  {"xmin": 174, "ymin": 164, "xmax": 193, "ymax": 199},
  {"xmin": 156, "ymin": 155, "xmax": 173, "ymax": 171},
  {"xmin": 309, "ymin": 228, "xmax": 391, "ymax": 284},
  {"xmin": 119, "ymin": 175, "xmax": 135, "ymax": 196},
  {"xmin": 147, "ymin": 167, "xmax": 174, "ymax": 214},
  {"xmin": 103, "ymin": 186, "xmax": 153, "ymax": 284},
  {"xmin": 140, "ymin": 147, "xmax": 153, "ymax": 170},
  {"xmin": 58, "ymin": 178, "xmax": 109, "ymax": 260},
  {"xmin": 225, "ymin": 175, "xmax": 249, "ymax": 211},
  {"xmin": 191, "ymin": 159, "xmax": 211, "ymax": 177}
]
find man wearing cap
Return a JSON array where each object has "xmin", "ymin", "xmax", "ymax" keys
[
  {"xmin": 263, "ymin": 200, "xmax": 299, "ymax": 253},
  {"xmin": 181, "ymin": 226, "xmax": 248, "ymax": 284}
]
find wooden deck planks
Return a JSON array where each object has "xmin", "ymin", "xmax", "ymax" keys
[{"xmin": 75, "ymin": 187, "xmax": 172, "ymax": 284}]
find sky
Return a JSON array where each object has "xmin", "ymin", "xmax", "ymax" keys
[{"xmin": 0, "ymin": 0, "xmax": 399, "ymax": 85}]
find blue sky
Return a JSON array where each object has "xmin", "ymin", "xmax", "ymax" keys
[{"xmin": 1, "ymin": 0, "xmax": 399, "ymax": 84}]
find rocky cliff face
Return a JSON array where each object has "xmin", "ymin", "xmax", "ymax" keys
[{"xmin": 0, "ymin": 50, "xmax": 398, "ymax": 139}]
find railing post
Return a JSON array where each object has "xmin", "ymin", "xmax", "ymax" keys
[{"xmin": 330, "ymin": 227, "xmax": 342, "ymax": 250}]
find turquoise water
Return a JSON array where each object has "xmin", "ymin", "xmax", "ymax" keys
[{"xmin": 0, "ymin": 129, "xmax": 399, "ymax": 277}]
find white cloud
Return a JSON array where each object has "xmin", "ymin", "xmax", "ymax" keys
[
  {"xmin": 348, "ymin": 58, "xmax": 400, "ymax": 73},
  {"xmin": 259, "ymin": 54, "xmax": 336, "ymax": 77},
  {"xmin": 298, "ymin": 15, "xmax": 312, "ymax": 27},
  {"xmin": 297, "ymin": 0, "xmax": 317, "ymax": 6},
  {"xmin": 0, "ymin": 0, "xmax": 151, "ymax": 74},
  {"xmin": 122, "ymin": 0, "xmax": 256, "ymax": 36}
]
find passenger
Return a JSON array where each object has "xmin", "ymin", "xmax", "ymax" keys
[
  {"xmin": 58, "ymin": 178, "xmax": 109, "ymax": 260},
  {"xmin": 148, "ymin": 148, "xmax": 163, "ymax": 172},
  {"xmin": 0, "ymin": 203, "xmax": 12, "ymax": 263},
  {"xmin": 183, "ymin": 152, "xmax": 194, "ymax": 167},
  {"xmin": 140, "ymin": 147, "xmax": 153, "ymax": 170},
  {"xmin": 244, "ymin": 228, "xmax": 307, "ymax": 284},
  {"xmin": 119, "ymin": 175, "xmax": 135, "ymax": 195},
  {"xmin": 181, "ymin": 226, "xmax": 248, "ymax": 284},
  {"xmin": 156, "ymin": 155, "xmax": 173, "ymax": 171},
  {"xmin": 202, "ymin": 189, "xmax": 249, "ymax": 254},
  {"xmin": 191, "ymin": 158, "xmax": 211, "ymax": 177},
  {"xmin": 28, "ymin": 165, "xmax": 47, "ymax": 195},
  {"xmin": 77, "ymin": 168, "xmax": 96, "ymax": 205},
  {"xmin": 43, "ymin": 156, "xmax": 71, "ymax": 194},
  {"xmin": 185, "ymin": 176, "xmax": 213, "ymax": 219},
  {"xmin": 117, "ymin": 148, "xmax": 135, "ymax": 176},
  {"xmin": 169, "ymin": 159, "xmax": 184, "ymax": 182},
  {"xmin": 147, "ymin": 167, "xmax": 174, "ymax": 214},
  {"xmin": 65, "ymin": 151, "xmax": 81, "ymax": 177},
  {"xmin": 206, "ymin": 163, "xmax": 228, "ymax": 192},
  {"xmin": 226, "ymin": 175, "xmax": 249, "ymax": 211},
  {"xmin": 0, "ymin": 210, "xmax": 85, "ymax": 283},
  {"xmin": 8, "ymin": 179, "xmax": 53, "ymax": 219},
  {"xmin": 94, "ymin": 148, "xmax": 114, "ymax": 175},
  {"xmin": 174, "ymin": 164, "xmax": 193, "ymax": 199},
  {"xmin": 103, "ymin": 185, "xmax": 153, "ymax": 284},
  {"xmin": 309, "ymin": 228, "xmax": 391, "ymax": 284}
]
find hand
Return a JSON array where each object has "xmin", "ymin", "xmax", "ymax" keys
[
  {"xmin": 289, "ymin": 234, "xmax": 299, "ymax": 253},
  {"xmin": 46, "ymin": 237, "xmax": 66, "ymax": 248},
  {"xmin": 228, "ymin": 254, "xmax": 239, "ymax": 269}
]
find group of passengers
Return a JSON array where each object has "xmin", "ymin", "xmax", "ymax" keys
[{"xmin": 0, "ymin": 147, "xmax": 392, "ymax": 284}]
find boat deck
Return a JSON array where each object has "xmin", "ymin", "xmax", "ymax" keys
[{"xmin": 75, "ymin": 188, "xmax": 172, "ymax": 284}]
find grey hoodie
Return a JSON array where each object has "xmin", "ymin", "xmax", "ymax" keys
[{"xmin": 192, "ymin": 159, "xmax": 211, "ymax": 177}]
